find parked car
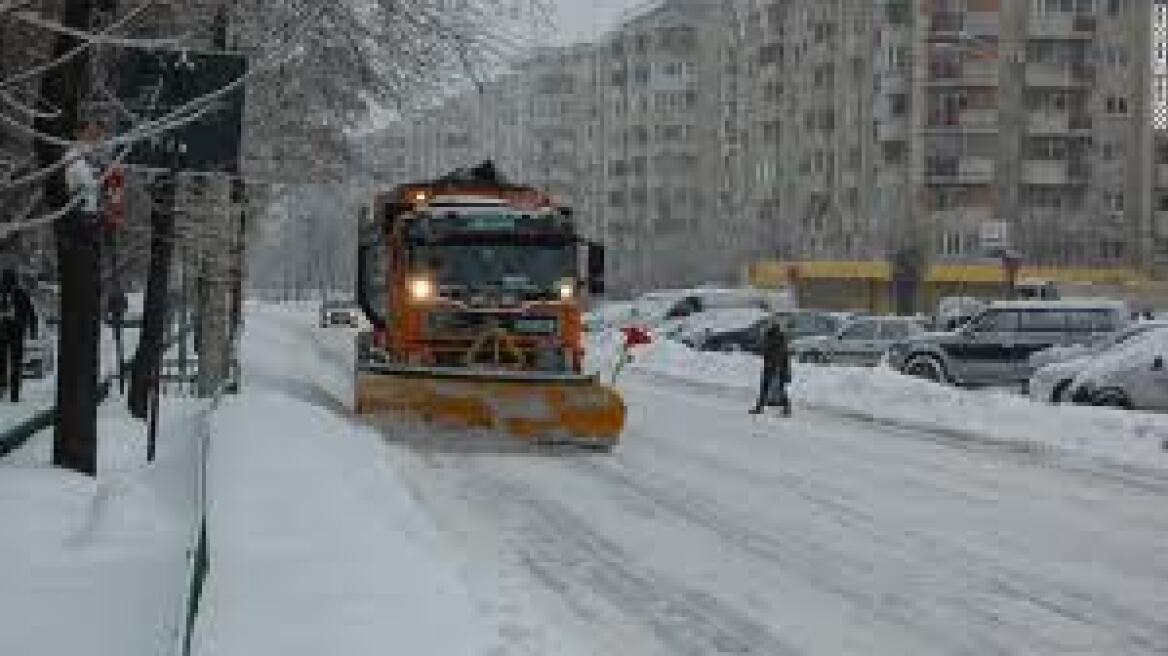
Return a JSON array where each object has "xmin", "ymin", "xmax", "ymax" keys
[
  {"xmin": 633, "ymin": 287, "xmax": 782, "ymax": 326},
  {"xmin": 1065, "ymin": 328, "xmax": 1168, "ymax": 411},
  {"xmin": 934, "ymin": 296, "xmax": 987, "ymax": 332},
  {"xmin": 1028, "ymin": 322, "xmax": 1168, "ymax": 403},
  {"xmin": 672, "ymin": 305, "xmax": 770, "ymax": 347},
  {"xmin": 1014, "ymin": 278, "xmax": 1061, "ymax": 301},
  {"xmin": 791, "ymin": 316, "xmax": 928, "ymax": 366},
  {"xmin": 319, "ymin": 300, "xmax": 359, "ymax": 327},
  {"xmin": 685, "ymin": 310, "xmax": 851, "ymax": 354},
  {"xmin": 886, "ymin": 299, "xmax": 1129, "ymax": 387}
]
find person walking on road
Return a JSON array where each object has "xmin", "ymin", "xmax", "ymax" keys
[
  {"xmin": 0, "ymin": 269, "xmax": 37, "ymax": 402},
  {"xmin": 750, "ymin": 316, "xmax": 792, "ymax": 417}
]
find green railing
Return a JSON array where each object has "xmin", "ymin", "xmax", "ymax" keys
[{"xmin": 0, "ymin": 375, "xmax": 115, "ymax": 458}]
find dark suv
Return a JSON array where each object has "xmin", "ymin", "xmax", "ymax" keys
[{"xmin": 885, "ymin": 300, "xmax": 1128, "ymax": 386}]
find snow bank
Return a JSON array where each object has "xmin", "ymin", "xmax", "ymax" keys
[
  {"xmin": 0, "ymin": 398, "xmax": 203, "ymax": 656},
  {"xmin": 628, "ymin": 339, "xmax": 1168, "ymax": 470},
  {"xmin": 193, "ymin": 306, "xmax": 490, "ymax": 656}
]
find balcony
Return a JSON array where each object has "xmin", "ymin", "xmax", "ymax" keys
[
  {"xmin": 930, "ymin": 206, "xmax": 992, "ymax": 226},
  {"xmin": 925, "ymin": 157, "xmax": 995, "ymax": 185},
  {"xmin": 876, "ymin": 167, "xmax": 908, "ymax": 189},
  {"xmin": 927, "ymin": 60, "xmax": 999, "ymax": 87},
  {"xmin": 1028, "ymin": 13, "xmax": 1096, "ymax": 39},
  {"xmin": 877, "ymin": 120, "xmax": 907, "ymax": 142},
  {"xmin": 927, "ymin": 108, "xmax": 999, "ymax": 132},
  {"xmin": 1027, "ymin": 111, "xmax": 1092, "ymax": 134},
  {"xmin": 928, "ymin": 11, "xmax": 1000, "ymax": 40},
  {"xmin": 1156, "ymin": 211, "xmax": 1168, "ymax": 237},
  {"xmin": 1025, "ymin": 63, "xmax": 1092, "ymax": 88},
  {"xmin": 959, "ymin": 108, "xmax": 998, "ymax": 129},
  {"xmin": 1022, "ymin": 159, "xmax": 1089, "ymax": 186}
]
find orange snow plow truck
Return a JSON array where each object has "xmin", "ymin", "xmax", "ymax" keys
[{"xmin": 354, "ymin": 162, "xmax": 625, "ymax": 448}]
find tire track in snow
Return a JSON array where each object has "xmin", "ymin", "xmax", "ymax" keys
[
  {"xmin": 613, "ymin": 378, "xmax": 1168, "ymax": 654},
  {"xmin": 566, "ymin": 457, "xmax": 1005, "ymax": 654},
  {"xmin": 578, "ymin": 455, "xmax": 1168, "ymax": 654},
  {"xmin": 454, "ymin": 462, "xmax": 803, "ymax": 656}
]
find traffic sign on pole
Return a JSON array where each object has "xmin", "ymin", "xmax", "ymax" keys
[{"xmin": 116, "ymin": 48, "xmax": 248, "ymax": 174}]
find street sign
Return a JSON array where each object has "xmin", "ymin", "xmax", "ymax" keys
[{"xmin": 116, "ymin": 48, "xmax": 247, "ymax": 173}]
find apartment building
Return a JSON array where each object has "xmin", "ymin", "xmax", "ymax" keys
[
  {"xmin": 599, "ymin": 0, "xmax": 725, "ymax": 294},
  {"xmin": 741, "ymin": 0, "xmax": 1162, "ymax": 311},
  {"xmin": 371, "ymin": 0, "xmax": 1164, "ymax": 302}
]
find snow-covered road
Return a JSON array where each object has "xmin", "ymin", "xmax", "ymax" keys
[
  {"xmin": 220, "ymin": 307, "xmax": 1168, "ymax": 655},
  {"xmin": 390, "ymin": 371, "xmax": 1168, "ymax": 655}
]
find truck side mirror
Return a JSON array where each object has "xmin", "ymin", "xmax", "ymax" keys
[
  {"xmin": 587, "ymin": 241, "xmax": 605, "ymax": 295},
  {"xmin": 1153, "ymin": 356, "xmax": 1164, "ymax": 372}
]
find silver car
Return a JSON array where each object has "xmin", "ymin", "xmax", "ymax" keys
[
  {"xmin": 1028, "ymin": 322, "xmax": 1168, "ymax": 403},
  {"xmin": 792, "ymin": 316, "xmax": 928, "ymax": 367},
  {"xmin": 1067, "ymin": 328, "xmax": 1168, "ymax": 411}
]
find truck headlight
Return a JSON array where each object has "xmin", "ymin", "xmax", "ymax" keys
[
  {"xmin": 558, "ymin": 279, "xmax": 574, "ymax": 300},
  {"xmin": 409, "ymin": 277, "xmax": 434, "ymax": 301}
]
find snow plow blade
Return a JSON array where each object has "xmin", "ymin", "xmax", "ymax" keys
[{"xmin": 355, "ymin": 364, "xmax": 625, "ymax": 445}]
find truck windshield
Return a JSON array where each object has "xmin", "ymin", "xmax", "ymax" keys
[{"xmin": 412, "ymin": 240, "xmax": 574, "ymax": 295}]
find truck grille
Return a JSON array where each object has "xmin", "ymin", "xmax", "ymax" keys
[{"xmin": 425, "ymin": 312, "xmax": 559, "ymax": 338}]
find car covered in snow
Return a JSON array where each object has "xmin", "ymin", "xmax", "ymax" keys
[
  {"xmin": 886, "ymin": 299, "xmax": 1128, "ymax": 387},
  {"xmin": 1027, "ymin": 322, "xmax": 1168, "ymax": 403},
  {"xmin": 1063, "ymin": 328, "xmax": 1168, "ymax": 411},
  {"xmin": 319, "ymin": 300, "xmax": 359, "ymax": 328},
  {"xmin": 680, "ymin": 309, "xmax": 851, "ymax": 355},
  {"xmin": 673, "ymin": 308, "xmax": 770, "ymax": 350},
  {"xmin": 791, "ymin": 315, "xmax": 928, "ymax": 366},
  {"xmin": 933, "ymin": 296, "xmax": 987, "ymax": 332},
  {"xmin": 632, "ymin": 287, "xmax": 781, "ymax": 327}
]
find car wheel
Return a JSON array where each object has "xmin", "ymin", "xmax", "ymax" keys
[
  {"xmin": 1092, "ymin": 389, "xmax": 1131, "ymax": 410},
  {"xmin": 903, "ymin": 356, "xmax": 947, "ymax": 383}
]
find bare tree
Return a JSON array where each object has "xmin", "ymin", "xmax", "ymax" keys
[{"xmin": 1, "ymin": 0, "xmax": 549, "ymax": 472}]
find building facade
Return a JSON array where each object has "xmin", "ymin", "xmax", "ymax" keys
[{"xmin": 371, "ymin": 0, "xmax": 1165, "ymax": 303}]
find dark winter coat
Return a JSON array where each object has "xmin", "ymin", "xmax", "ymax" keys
[
  {"xmin": 760, "ymin": 321, "xmax": 791, "ymax": 383},
  {"xmin": 0, "ymin": 284, "xmax": 36, "ymax": 342}
]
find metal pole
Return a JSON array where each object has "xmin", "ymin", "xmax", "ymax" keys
[{"xmin": 146, "ymin": 376, "xmax": 159, "ymax": 462}]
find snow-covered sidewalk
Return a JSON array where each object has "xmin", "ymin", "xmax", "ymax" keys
[
  {"xmin": 620, "ymin": 337, "xmax": 1168, "ymax": 471},
  {"xmin": 0, "ymin": 395, "xmax": 205, "ymax": 656},
  {"xmin": 191, "ymin": 306, "xmax": 491, "ymax": 656}
]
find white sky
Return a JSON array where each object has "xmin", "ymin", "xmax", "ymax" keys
[{"xmin": 552, "ymin": 0, "xmax": 645, "ymax": 44}]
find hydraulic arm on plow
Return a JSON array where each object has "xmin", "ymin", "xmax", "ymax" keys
[{"xmin": 354, "ymin": 162, "xmax": 625, "ymax": 448}]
